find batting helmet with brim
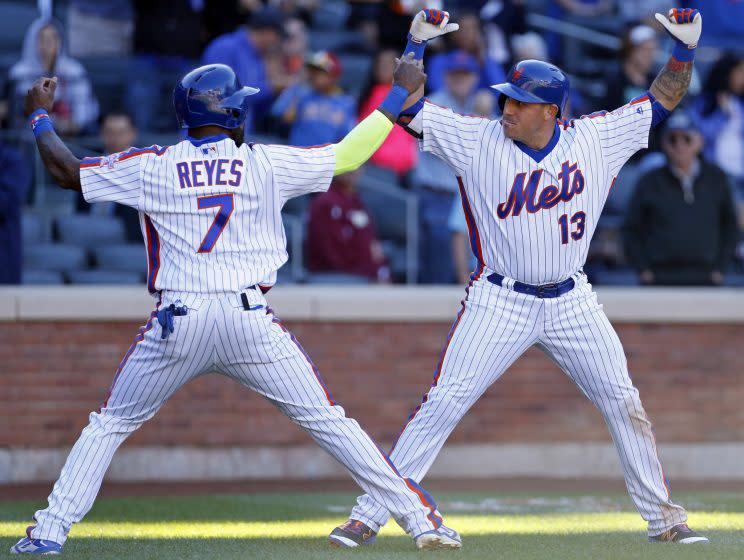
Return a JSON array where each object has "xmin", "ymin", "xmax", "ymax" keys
[
  {"xmin": 173, "ymin": 64, "xmax": 260, "ymax": 130},
  {"xmin": 491, "ymin": 59, "xmax": 570, "ymax": 118}
]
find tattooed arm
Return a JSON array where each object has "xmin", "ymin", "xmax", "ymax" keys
[
  {"xmin": 650, "ymin": 8, "xmax": 701, "ymax": 111},
  {"xmin": 25, "ymin": 77, "xmax": 82, "ymax": 192},
  {"xmin": 649, "ymin": 57, "xmax": 693, "ymax": 111}
]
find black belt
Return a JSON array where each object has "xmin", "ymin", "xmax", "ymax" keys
[
  {"xmin": 487, "ymin": 273, "xmax": 575, "ymax": 299},
  {"xmin": 240, "ymin": 286, "xmax": 265, "ymax": 311}
]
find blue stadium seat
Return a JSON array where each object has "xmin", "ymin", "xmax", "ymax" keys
[
  {"xmin": 67, "ymin": 270, "xmax": 142, "ymax": 285},
  {"xmin": 358, "ymin": 177, "xmax": 408, "ymax": 243},
  {"xmin": 592, "ymin": 268, "xmax": 640, "ymax": 286},
  {"xmin": 78, "ymin": 56, "xmax": 131, "ymax": 116},
  {"xmin": 22, "ymin": 269, "xmax": 64, "ymax": 285},
  {"xmin": 93, "ymin": 243, "xmax": 147, "ymax": 277},
  {"xmin": 21, "ymin": 213, "xmax": 44, "ymax": 245},
  {"xmin": 310, "ymin": 0, "xmax": 350, "ymax": 31},
  {"xmin": 305, "ymin": 273, "xmax": 372, "ymax": 284},
  {"xmin": 337, "ymin": 54, "xmax": 373, "ymax": 98},
  {"xmin": 0, "ymin": 2, "xmax": 38, "ymax": 53},
  {"xmin": 308, "ymin": 30, "xmax": 366, "ymax": 53},
  {"xmin": 56, "ymin": 214, "xmax": 126, "ymax": 249},
  {"xmin": 23, "ymin": 244, "xmax": 87, "ymax": 273}
]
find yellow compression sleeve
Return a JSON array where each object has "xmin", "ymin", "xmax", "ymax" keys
[{"xmin": 332, "ymin": 109, "xmax": 393, "ymax": 176}]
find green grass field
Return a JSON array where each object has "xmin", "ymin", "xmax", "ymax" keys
[{"xmin": 1, "ymin": 491, "xmax": 742, "ymax": 559}]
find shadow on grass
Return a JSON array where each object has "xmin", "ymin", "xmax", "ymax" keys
[{"xmin": 2, "ymin": 533, "xmax": 743, "ymax": 560}]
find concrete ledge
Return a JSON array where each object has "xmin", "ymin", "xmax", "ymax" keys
[
  {"xmin": 1, "ymin": 286, "xmax": 743, "ymax": 322},
  {"xmin": 2, "ymin": 443, "xmax": 742, "ymax": 483}
]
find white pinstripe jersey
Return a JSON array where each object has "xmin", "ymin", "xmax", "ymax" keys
[
  {"xmin": 418, "ymin": 97, "xmax": 653, "ymax": 285},
  {"xmin": 80, "ymin": 135, "xmax": 335, "ymax": 293}
]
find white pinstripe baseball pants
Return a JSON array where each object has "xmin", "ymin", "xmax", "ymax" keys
[
  {"xmin": 350, "ymin": 271, "xmax": 688, "ymax": 536},
  {"xmin": 30, "ymin": 289, "xmax": 443, "ymax": 545}
]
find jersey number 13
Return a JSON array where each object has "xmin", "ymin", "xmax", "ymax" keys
[{"xmin": 558, "ymin": 211, "xmax": 586, "ymax": 245}]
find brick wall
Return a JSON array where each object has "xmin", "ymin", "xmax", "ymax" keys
[{"xmin": 1, "ymin": 321, "xmax": 741, "ymax": 448}]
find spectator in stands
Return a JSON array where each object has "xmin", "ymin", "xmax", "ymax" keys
[
  {"xmin": 66, "ymin": 0, "xmax": 133, "ymax": 57},
  {"xmin": 202, "ymin": 6, "xmax": 283, "ymax": 134},
  {"xmin": 358, "ymin": 49, "xmax": 418, "ymax": 177},
  {"xmin": 271, "ymin": 51, "xmax": 356, "ymax": 146},
  {"xmin": 76, "ymin": 112, "xmax": 142, "ymax": 242},
  {"xmin": 427, "ymin": 11, "xmax": 505, "ymax": 93},
  {"xmin": 623, "ymin": 110, "xmax": 740, "ymax": 286},
  {"xmin": 128, "ymin": 0, "xmax": 204, "ymax": 132},
  {"xmin": 473, "ymin": 0, "xmax": 527, "ymax": 67},
  {"xmin": 9, "ymin": 18, "xmax": 99, "ymax": 136},
  {"xmin": 413, "ymin": 51, "xmax": 483, "ymax": 284},
  {"xmin": 273, "ymin": 17, "xmax": 309, "ymax": 93},
  {"xmin": 305, "ymin": 169, "xmax": 390, "ymax": 282},
  {"xmin": 601, "ymin": 24, "xmax": 659, "ymax": 111},
  {"xmin": 691, "ymin": 54, "xmax": 744, "ymax": 199},
  {"xmin": 0, "ymin": 141, "xmax": 31, "ymax": 284}
]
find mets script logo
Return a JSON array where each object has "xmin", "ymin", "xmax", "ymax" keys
[{"xmin": 497, "ymin": 161, "xmax": 585, "ymax": 219}]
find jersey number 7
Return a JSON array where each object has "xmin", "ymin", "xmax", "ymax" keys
[{"xmin": 197, "ymin": 193, "xmax": 234, "ymax": 253}]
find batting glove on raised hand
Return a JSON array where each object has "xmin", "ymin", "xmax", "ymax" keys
[
  {"xmin": 409, "ymin": 9, "xmax": 459, "ymax": 42},
  {"xmin": 655, "ymin": 8, "xmax": 702, "ymax": 48}
]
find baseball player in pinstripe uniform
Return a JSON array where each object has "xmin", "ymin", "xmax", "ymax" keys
[
  {"xmin": 329, "ymin": 7, "xmax": 710, "ymax": 547},
  {"xmin": 12, "ymin": 54, "xmax": 463, "ymax": 554}
]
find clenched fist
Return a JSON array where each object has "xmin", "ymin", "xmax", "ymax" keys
[
  {"xmin": 655, "ymin": 8, "xmax": 702, "ymax": 48},
  {"xmin": 409, "ymin": 9, "xmax": 459, "ymax": 43},
  {"xmin": 393, "ymin": 53, "xmax": 427, "ymax": 94},
  {"xmin": 25, "ymin": 76, "xmax": 57, "ymax": 116}
]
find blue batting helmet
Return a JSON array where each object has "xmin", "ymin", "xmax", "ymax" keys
[
  {"xmin": 491, "ymin": 60, "xmax": 570, "ymax": 118},
  {"xmin": 173, "ymin": 64, "xmax": 260, "ymax": 129}
]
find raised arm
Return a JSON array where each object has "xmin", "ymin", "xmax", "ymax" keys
[
  {"xmin": 649, "ymin": 8, "xmax": 701, "ymax": 111},
  {"xmin": 333, "ymin": 54, "xmax": 426, "ymax": 175},
  {"xmin": 25, "ymin": 77, "xmax": 81, "ymax": 192}
]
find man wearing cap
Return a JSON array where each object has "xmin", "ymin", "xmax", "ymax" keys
[
  {"xmin": 623, "ymin": 110, "xmax": 739, "ymax": 285},
  {"xmin": 202, "ymin": 6, "xmax": 284, "ymax": 132},
  {"xmin": 271, "ymin": 51, "xmax": 356, "ymax": 147},
  {"xmin": 412, "ymin": 50, "xmax": 484, "ymax": 284}
]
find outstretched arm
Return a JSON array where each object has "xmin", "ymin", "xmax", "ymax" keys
[
  {"xmin": 333, "ymin": 54, "xmax": 426, "ymax": 175},
  {"xmin": 25, "ymin": 77, "xmax": 81, "ymax": 192},
  {"xmin": 649, "ymin": 8, "xmax": 701, "ymax": 111}
]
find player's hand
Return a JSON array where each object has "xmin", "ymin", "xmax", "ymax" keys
[
  {"xmin": 393, "ymin": 53, "xmax": 427, "ymax": 94},
  {"xmin": 409, "ymin": 8, "xmax": 459, "ymax": 42},
  {"xmin": 24, "ymin": 76, "xmax": 57, "ymax": 116},
  {"xmin": 402, "ymin": 84, "xmax": 425, "ymax": 111},
  {"xmin": 640, "ymin": 270, "xmax": 654, "ymax": 285},
  {"xmin": 654, "ymin": 8, "xmax": 702, "ymax": 48},
  {"xmin": 711, "ymin": 270, "xmax": 724, "ymax": 285}
]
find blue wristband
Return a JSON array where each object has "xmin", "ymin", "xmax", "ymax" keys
[
  {"xmin": 29, "ymin": 109, "xmax": 54, "ymax": 138},
  {"xmin": 400, "ymin": 97, "xmax": 425, "ymax": 118},
  {"xmin": 671, "ymin": 41, "xmax": 695, "ymax": 62},
  {"xmin": 379, "ymin": 84, "xmax": 410, "ymax": 119},
  {"xmin": 403, "ymin": 33, "xmax": 427, "ymax": 60}
]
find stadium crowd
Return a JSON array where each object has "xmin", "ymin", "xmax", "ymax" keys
[{"xmin": 1, "ymin": 0, "xmax": 743, "ymax": 286}]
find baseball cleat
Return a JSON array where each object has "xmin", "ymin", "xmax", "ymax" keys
[
  {"xmin": 649, "ymin": 524, "xmax": 709, "ymax": 544},
  {"xmin": 328, "ymin": 519, "xmax": 377, "ymax": 548},
  {"xmin": 10, "ymin": 525, "xmax": 62, "ymax": 555},
  {"xmin": 414, "ymin": 524, "xmax": 462, "ymax": 550}
]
